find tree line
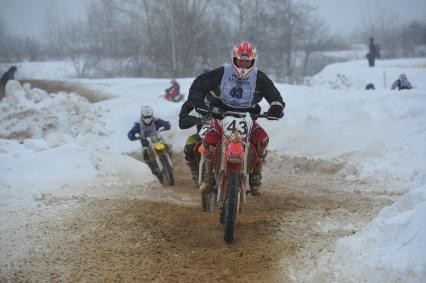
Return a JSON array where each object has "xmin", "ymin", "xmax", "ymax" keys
[{"xmin": 1, "ymin": 0, "xmax": 425, "ymax": 81}]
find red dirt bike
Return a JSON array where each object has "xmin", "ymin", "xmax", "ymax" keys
[{"xmin": 209, "ymin": 111, "xmax": 268, "ymax": 243}]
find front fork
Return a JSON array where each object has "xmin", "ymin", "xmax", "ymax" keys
[
  {"xmin": 152, "ymin": 149, "xmax": 163, "ymax": 172},
  {"xmin": 152, "ymin": 147, "xmax": 173, "ymax": 173},
  {"xmin": 216, "ymin": 141, "xmax": 248, "ymax": 214}
]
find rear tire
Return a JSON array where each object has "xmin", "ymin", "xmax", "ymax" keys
[{"xmin": 223, "ymin": 171, "xmax": 239, "ymax": 244}]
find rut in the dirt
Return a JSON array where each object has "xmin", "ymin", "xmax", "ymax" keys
[{"xmin": 0, "ymin": 152, "xmax": 393, "ymax": 282}]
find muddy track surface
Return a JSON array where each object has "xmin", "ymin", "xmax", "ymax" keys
[
  {"xmin": 0, "ymin": 150, "xmax": 398, "ymax": 282},
  {"xmin": 0, "ymin": 77, "xmax": 399, "ymax": 282}
]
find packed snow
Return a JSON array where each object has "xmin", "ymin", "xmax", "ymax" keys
[
  {"xmin": 1, "ymin": 57, "xmax": 425, "ymax": 282},
  {"xmin": 326, "ymin": 184, "xmax": 426, "ymax": 282},
  {"xmin": 309, "ymin": 58, "xmax": 426, "ymax": 90}
]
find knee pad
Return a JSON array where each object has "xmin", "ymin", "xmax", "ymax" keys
[{"xmin": 184, "ymin": 144, "xmax": 196, "ymax": 161}]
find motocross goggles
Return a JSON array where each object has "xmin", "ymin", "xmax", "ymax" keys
[
  {"xmin": 141, "ymin": 115, "xmax": 153, "ymax": 124},
  {"xmin": 233, "ymin": 58, "xmax": 255, "ymax": 69}
]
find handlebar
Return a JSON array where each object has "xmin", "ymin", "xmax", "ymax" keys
[
  {"xmin": 196, "ymin": 107, "xmax": 277, "ymax": 120},
  {"xmin": 134, "ymin": 127, "xmax": 167, "ymax": 140}
]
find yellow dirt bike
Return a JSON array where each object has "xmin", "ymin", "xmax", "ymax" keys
[{"xmin": 139, "ymin": 128, "xmax": 174, "ymax": 186}]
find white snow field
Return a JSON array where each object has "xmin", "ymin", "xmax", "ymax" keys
[{"xmin": 0, "ymin": 57, "xmax": 425, "ymax": 282}]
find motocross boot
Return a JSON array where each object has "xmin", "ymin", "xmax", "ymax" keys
[
  {"xmin": 187, "ymin": 160, "xmax": 199, "ymax": 186},
  {"xmin": 199, "ymin": 157, "xmax": 214, "ymax": 192},
  {"xmin": 249, "ymin": 156, "xmax": 265, "ymax": 196}
]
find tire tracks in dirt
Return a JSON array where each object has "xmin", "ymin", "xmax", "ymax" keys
[
  {"xmin": 0, "ymin": 81, "xmax": 398, "ymax": 281},
  {"xmin": 0, "ymin": 151, "xmax": 396, "ymax": 282}
]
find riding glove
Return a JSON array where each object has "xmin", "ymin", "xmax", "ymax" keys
[{"xmin": 267, "ymin": 102, "xmax": 284, "ymax": 119}]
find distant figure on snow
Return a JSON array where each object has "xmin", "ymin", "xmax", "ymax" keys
[
  {"xmin": 163, "ymin": 79, "xmax": 184, "ymax": 102},
  {"xmin": 1, "ymin": 66, "xmax": 17, "ymax": 86},
  {"xmin": 391, "ymin": 73, "xmax": 413, "ymax": 91},
  {"xmin": 1, "ymin": 66, "xmax": 18, "ymax": 100},
  {"xmin": 201, "ymin": 59, "xmax": 210, "ymax": 73},
  {"xmin": 365, "ymin": 83, "xmax": 375, "ymax": 90},
  {"xmin": 366, "ymin": 37, "xmax": 377, "ymax": 67}
]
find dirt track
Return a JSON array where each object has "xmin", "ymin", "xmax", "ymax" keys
[{"xmin": 0, "ymin": 151, "xmax": 396, "ymax": 282}]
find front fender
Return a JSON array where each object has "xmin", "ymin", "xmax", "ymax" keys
[{"xmin": 225, "ymin": 141, "xmax": 245, "ymax": 164}]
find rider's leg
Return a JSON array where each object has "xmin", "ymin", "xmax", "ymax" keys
[
  {"xmin": 184, "ymin": 134, "xmax": 201, "ymax": 185},
  {"xmin": 199, "ymin": 123, "xmax": 221, "ymax": 192},
  {"xmin": 249, "ymin": 122, "xmax": 269, "ymax": 196}
]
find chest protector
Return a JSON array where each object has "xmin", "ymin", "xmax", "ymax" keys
[
  {"xmin": 219, "ymin": 64, "xmax": 257, "ymax": 108},
  {"xmin": 140, "ymin": 122, "xmax": 157, "ymax": 138}
]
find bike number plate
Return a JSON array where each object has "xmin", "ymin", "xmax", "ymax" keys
[
  {"xmin": 150, "ymin": 133, "xmax": 160, "ymax": 144},
  {"xmin": 222, "ymin": 116, "xmax": 249, "ymax": 139}
]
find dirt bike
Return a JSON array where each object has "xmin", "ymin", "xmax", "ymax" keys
[
  {"xmin": 160, "ymin": 93, "xmax": 185, "ymax": 103},
  {"xmin": 209, "ymin": 111, "xmax": 268, "ymax": 243},
  {"xmin": 138, "ymin": 128, "xmax": 174, "ymax": 186}
]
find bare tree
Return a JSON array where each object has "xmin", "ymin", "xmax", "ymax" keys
[{"xmin": 362, "ymin": 1, "xmax": 401, "ymax": 58}]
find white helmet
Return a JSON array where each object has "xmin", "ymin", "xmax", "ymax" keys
[
  {"xmin": 231, "ymin": 41, "xmax": 257, "ymax": 79},
  {"xmin": 140, "ymin": 105, "xmax": 154, "ymax": 125},
  {"xmin": 399, "ymin": 73, "xmax": 407, "ymax": 80}
]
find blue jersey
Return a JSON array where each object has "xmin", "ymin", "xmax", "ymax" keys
[{"xmin": 127, "ymin": 118, "xmax": 171, "ymax": 147}]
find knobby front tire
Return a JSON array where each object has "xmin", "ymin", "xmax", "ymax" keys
[{"xmin": 223, "ymin": 171, "xmax": 239, "ymax": 244}]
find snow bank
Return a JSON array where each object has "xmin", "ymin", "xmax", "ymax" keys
[
  {"xmin": 299, "ymin": 58, "xmax": 426, "ymax": 282},
  {"xmin": 0, "ymin": 80, "xmax": 106, "ymax": 139},
  {"xmin": 309, "ymin": 58, "xmax": 426, "ymax": 90},
  {"xmin": 327, "ymin": 185, "xmax": 426, "ymax": 282},
  {"xmin": 0, "ymin": 80, "xmax": 156, "ymax": 211}
]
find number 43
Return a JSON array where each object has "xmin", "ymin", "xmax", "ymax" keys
[{"xmin": 226, "ymin": 120, "xmax": 248, "ymax": 135}]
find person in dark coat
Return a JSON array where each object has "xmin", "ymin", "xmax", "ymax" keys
[
  {"xmin": 1, "ymin": 66, "xmax": 17, "ymax": 85},
  {"xmin": 0, "ymin": 66, "xmax": 18, "ymax": 100},
  {"xmin": 367, "ymin": 38, "xmax": 377, "ymax": 67}
]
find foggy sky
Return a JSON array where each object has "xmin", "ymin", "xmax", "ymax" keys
[
  {"xmin": 306, "ymin": 0, "xmax": 426, "ymax": 34},
  {"xmin": 0, "ymin": 0, "xmax": 425, "ymax": 38}
]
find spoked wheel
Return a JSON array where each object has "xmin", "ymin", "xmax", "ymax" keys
[
  {"xmin": 160, "ymin": 154, "xmax": 174, "ymax": 186},
  {"xmin": 223, "ymin": 171, "xmax": 240, "ymax": 244},
  {"xmin": 201, "ymin": 189, "xmax": 216, "ymax": 212}
]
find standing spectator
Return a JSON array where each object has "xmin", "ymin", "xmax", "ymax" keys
[
  {"xmin": 366, "ymin": 37, "xmax": 377, "ymax": 67},
  {"xmin": 1, "ymin": 66, "xmax": 17, "ymax": 100},
  {"xmin": 391, "ymin": 73, "xmax": 413, "ymax": 90},
  {"xmin": 1, "ymin": 66, "xmax": 17, "ymax": 85}
]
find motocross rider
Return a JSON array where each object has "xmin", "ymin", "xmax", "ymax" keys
[
  {"xmin": 164, "ymin": 79, "xmax": 181, "ymax": 101},
  {"xmin": 128, "ymin": 106, "xmax": 171, "ymax": 181},
  {"xmin": 179, "ymin": 99, "xmax": 213, "ymax": 185},
  {"xmin": 187, "ymin": 41, "xmax": 285, "ymax": 196}
]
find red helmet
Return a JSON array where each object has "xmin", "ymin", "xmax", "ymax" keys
[{"xmin": 231, "ymin": 42, "xmax": 257, "ymax": 79}]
